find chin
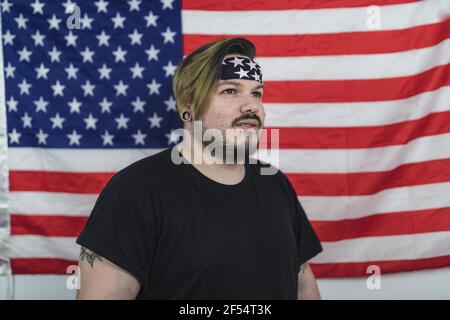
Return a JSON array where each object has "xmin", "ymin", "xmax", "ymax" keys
[{"xmin": 224, "ymin": 140, "xmax": 257, "ymax": 163}]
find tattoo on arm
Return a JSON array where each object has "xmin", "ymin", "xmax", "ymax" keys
[
  {"xmin": 299, "ymin": 263, "xmax": 308, "ymax": 274},
  {"xmin": 80, "ymin": 246, "xmax": 103, "ymax": 268}
]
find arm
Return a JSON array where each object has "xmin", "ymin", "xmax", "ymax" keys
[
  {"xmin": 76, "ymin": 246, "xmax": 140, "ymax": 300},
  {"xmin": 297, "ymin": 263, "xmax": 321, "ymax": 300}
]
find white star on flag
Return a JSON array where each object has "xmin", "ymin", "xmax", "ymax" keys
[
  {"xmin": 31, "ymin": 0, "xmax": 45, "ymax": 14},
  {"xmin": 48, "ymin": 46, "xmax": 61, "ymax": 62},
  {"xmin": 148, "ymin": 112, "xmax": 163, "ymax": 128},
  {"xmin": 9, "ymin": 129, "xmax": 22, "ymax": 144},
  {"xmin": 131, "ymin": 96, "xmax": 146, "ymax": 113},
  {"xmin": 67, "ymin": 129, "xmax": 82, "ymax": 146},
  {"xmin": 115, "ymin": 113, "xmax": 130, "ymax": 129},
  {"xmin": 114, "ymin": 80, "xmax": 129, "ymax": 96},
  {"xmin": 112, "ymin": 12, "xmax": 126, "ymax": 28},
  {"xmin": 98, "ymin": 63, "xmax": 112, "ymax": 80},
  {"xmin": 128, "ymin": 0, "xmax": 141, "ymax": 12},
  {"xmin": 36, "ymin": 129, "xmax": 48, "ymax": 145},
  {"xmin": 68, "ymin": 97, "xmax": 82, "ymax": 113},
  {"xmin": 161, "ymin": 27, "xmax": 176, "ymax": 44},
  {"xmin": 81, "ymin": 80, "xmax": 95, "ymax": 96},
  {"xmin": 65, "ymin": 63, "xmax": 79, "ymax": 79},
  {"xmin": 18, "ymin": 79, "xmax": 32, "ymax": 95},
  {"xmin": 147, "ymin": 79, "xmax": 161, "ymax": 95},
  {"xmin": 96, "ymin": 30, "xmax": 110, "ymax": 46},
  {"xmin": 145, "ymin": 11, "xmax": 158, "ymax": 27},
  {"xmin": 15, "ymin": 14, "xmax": 28, "ymax": 29},
  {"xmin": 47, "ymin": 14, "xmax": 61, "ymax": 30},
  {"xmin": 101, "ymin": 130, "xmax": 114, "ymax": 146},
  {"xmin": 129, "ymin": 29, "xmax": 143, "ymax": 45},
  {"xmin": 99, "ymin": 97, "xmax": 112, "ymax": 113},
  {"xmin": 21, "ymin": 112, "xmax": 33, "ymax": 128},
  {"xmin": 84, "ymin": 113, "xmax": 98, "ymax": 130},
  {"xmin": 34, "ymin": 96, "xmax": 48, "ymax": 112},
  {"xmin": 50, "ymin": 113, "xmax": 65, "ymax": 129},
  {"xmin": 145, "ymin": 45, "xmax": 160, "ymax": 61},
  {"xmin": 130, "ymin": 62, "xmax": 145, "ymax": 79},
  {"xmin": 94, "ymin": 0, "xmax": 108, "ymax": 13},
  {"xmin": 132, "ymin": 130, "xmax": 147, "ymax": 145},
  {"xmin": 35, "ymin": 63, "xmax": 50, "ymax": 79},
  {"xmin": 112, "ymin": 46, "xmax": 127, "ymax": 62}
]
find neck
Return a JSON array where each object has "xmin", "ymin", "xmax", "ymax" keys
[{"xmin": 175, "ymin": 140, "xmax": 246, "ymax": 185}]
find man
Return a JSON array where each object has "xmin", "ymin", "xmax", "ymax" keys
[{"xmin": 76, "ymin": 38, "xmax": 323, "ymax": 299}]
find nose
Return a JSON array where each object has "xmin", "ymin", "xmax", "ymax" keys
[{"xmin": 240, "ymin": 96, "xmax": 259, "ymax": 114}]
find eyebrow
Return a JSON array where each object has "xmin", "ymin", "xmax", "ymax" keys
[{"xmin": 217, "ymin": 81, "xmax": 264, "ymax": 90}]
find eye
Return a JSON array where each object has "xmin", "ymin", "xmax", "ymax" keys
[
  {"xmin": 222, "ymin": 88, "xmax": 237, "ymax": 95},
  {"xmin": 252, "ymin": 91, "xmax": 262, "ymax": 99}
]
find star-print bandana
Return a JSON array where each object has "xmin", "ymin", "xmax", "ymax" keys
[{"xmin": 220, "ymin": 56, "xmax": 263, "ymax": 83}]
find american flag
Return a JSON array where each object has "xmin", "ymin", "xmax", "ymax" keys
[{"xmin": 0, "ymin": 0, "xmax": 449, "ymax": 278}]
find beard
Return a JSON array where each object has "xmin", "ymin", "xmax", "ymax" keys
[{"xmin": 201, "ymin": 127, "xmax": 260, "ymax": 164}]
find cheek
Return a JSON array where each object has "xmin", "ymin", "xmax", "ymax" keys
[
  {"xmin": 260, "ymin": 106, "xmax": 266, "ymax": 123},
  {"xmin": 204, "ymin": 114, "xmax": 230, "ymax": 130},
  {"xmin": 203, "ymin": 102, "xmax": 236, "ymax": 128}
]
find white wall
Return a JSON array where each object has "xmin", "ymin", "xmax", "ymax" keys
[{"xmin": 0, "ymin": 267, "xmax": 449, "ymax": 300}]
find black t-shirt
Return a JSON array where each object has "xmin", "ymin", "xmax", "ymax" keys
[{"xmin": 76, "ymin": 146, "xmax": 323, "ymax": 299}]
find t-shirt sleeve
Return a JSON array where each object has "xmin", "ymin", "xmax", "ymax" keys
[
  {"xmin": 278, "ymin": 171, "xmax": 323, "ymax": 269},
  {"xmin": 294, "ymin": 197, "xmax": 323, "ymax": 267},
  {"xmin": 76, "ymin": 178, "xmax": 155, "ymax": 290}
]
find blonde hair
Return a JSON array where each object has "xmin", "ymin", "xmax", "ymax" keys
[{"xmin": 172, "ymin": 38, "xmax": 256, "ymax": 126}]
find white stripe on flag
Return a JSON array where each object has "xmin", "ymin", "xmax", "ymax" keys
[
  {"xmin": 9, "ymin": 132, "xmax": 450, "ymax": 174},
  {"xmin": 10, "ymin": 230, "xmax": 450, "ymax": 264},
  {"xmin": 8, "ymin": 148, "xmax": 162, "ymax": 172},
  {"xmin": 257, "ymin": 39, "xmax": 450, "ymax": 80},
  {"xmin": 9, "ymin": 181, "xmax": 450, "ymax": 223},
  {"xmin": 301, "ymin": 181, "xmax": 450, "ymax": 221},
  {"xmin": 264, "ymin": 86, "xmax": 450, "ymax": 127},
  {"xmin": 260, "ymin": 133, "xmax": 450, "ymax": 173},
  {"xmin": 312, "ymin": 231, "xmax": 450, "ymax": 263},
  {"xmin": 9, "ymin": 235, "xmax": 79, "ymax": 260},
  {"xmin": 10, "ymin": 192, "xmax": 97, "ymax": 216},
  {"xmin": 182, "ymin": 1, "xmax": 450, "ymax": 35}
]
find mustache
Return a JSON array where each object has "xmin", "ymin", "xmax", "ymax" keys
[{"xmin": 232, "ymin": 114, "xmax": 263, "ymax": 128}]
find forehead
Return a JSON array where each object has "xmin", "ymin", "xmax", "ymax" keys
[{"xmin": 216, "ymin": 79, "xmax": 263, "ymax": 89}]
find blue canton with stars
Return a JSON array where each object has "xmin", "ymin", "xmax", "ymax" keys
[{"xmin": 2, "ymin": 0, "xmax": 182, "ymax": 148}]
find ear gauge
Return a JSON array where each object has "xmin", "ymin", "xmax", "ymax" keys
[{"xmin": 181, "ymin": 111, "xmax": 191, "ymax": 122}]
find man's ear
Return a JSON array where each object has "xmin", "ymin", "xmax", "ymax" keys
[{"xmin": 186, "ymin": 104, "xmax": 195, "ymax": 119}]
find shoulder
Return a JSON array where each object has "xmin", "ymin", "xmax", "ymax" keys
[
  {"xmin": 105, "ymin": 147, "xmax": 175, "ymax": 193},
  {"xmin": 249, "ymin": 158, "xmax": 294, "ymax": 195}
]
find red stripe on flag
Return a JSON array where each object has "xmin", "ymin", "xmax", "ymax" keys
[
  {"xmin": 9, "ymin": 171, "xmax": 112, "ymax": 194},
  {"xmin": 310, "ymin": 255, "xmax": 450, "ymax": 278},
  {"xmin": 183, "ymin": 19, "xmax": 450, "ymax": 56},
  {"xmin": 182, "ymin": 0, "xmax": 419, "ymax": 10},
  {"xmin": 11, "ymin": 258, "xmax": 78, "ymax": 275},
  {"xmin": 287, "ymin": 158, "xmax": 450, "ymax": 196},
  {"xmin": 312, "ymin": 207, "xmax": 450, "ymax": 241},
  {"xmin": 10, "ymin": 207, "xmax": 450, "ymax": 240},
  {"xmin": 8, "ymin": 158, "xmax": 450, "ymax": 196},
  {"xmin": 260, "ymin": 109, "xmax": 450, "ymax": 149},
  {"xmin": 263, "ymin": 63, "xmax": 450, "ymax": 103},
  {"xmin": 11, "ymin": 256, "xmax": 450, "ymax": 278},
  {"xmin": 11, "ymin": 215, "xmax": 88, "ymax": 237}
]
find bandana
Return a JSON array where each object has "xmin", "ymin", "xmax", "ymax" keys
[{"xmin": 220, "ymin": 56, "xmax": 263, "ymax": 83}]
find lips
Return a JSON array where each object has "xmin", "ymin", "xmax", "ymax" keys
[{"xmin": 235, "ymin": 119, "xmax": 259, "ymax": 128}]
